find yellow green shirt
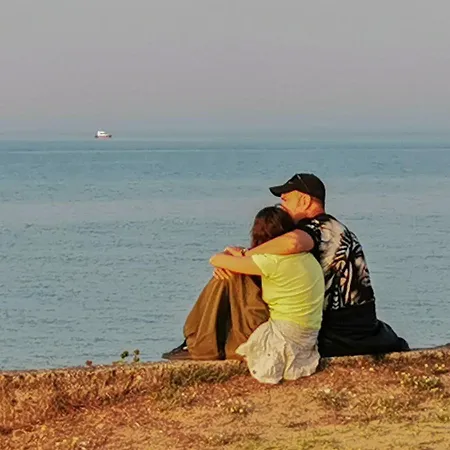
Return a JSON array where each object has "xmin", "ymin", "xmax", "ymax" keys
[{"xmin": 251, "ymin": 253, "xmax": 325, "ymax": 330}]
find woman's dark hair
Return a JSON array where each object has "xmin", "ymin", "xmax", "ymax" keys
[{"xmin": 250, "ymin": 206, "xmax": 295, "ymax": 248}]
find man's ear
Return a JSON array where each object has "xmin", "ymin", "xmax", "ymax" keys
[{"xmin": 299, "ymin": 193, "xmax": 312, "ymax": 209}]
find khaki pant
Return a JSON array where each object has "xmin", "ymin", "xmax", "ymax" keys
[{"xmin": 183, "ymin": 274, "xmax": 269, "ymax": 360}]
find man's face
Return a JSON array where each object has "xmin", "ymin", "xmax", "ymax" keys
[{"xmin": 280, "ymin": 190, "xmax": 304, "ymax": 219}]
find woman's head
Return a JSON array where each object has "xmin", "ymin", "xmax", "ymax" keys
[{"xmin": 250, "ymin": 206, "xmax": 295, "ymax": 248}]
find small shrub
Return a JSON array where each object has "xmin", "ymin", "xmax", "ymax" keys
[
  {"xmin": 154, "ymin": 386, "xmax": 199, "ymax": 409},
  {"xmin": 399, "ymin": 372, "xmax": 444, "ymax": 392},
  {"xmin": 215, "ymin": 397, "xmax": 255, "ymax": 415},
  {"xmin": 312, "ymin": 388, "xmax": 353, "ymax": 411},
  {"xmin": 431, "ymin": 363, "xmax": 448, "ymax": 375},
  {"xmin": 356, "ymin": 395, "xmax": 420, "ymax": 422},
  {"xmin": 435, "ymin": 411, "xmax": 450, "ymax": 423},
  {"xmin": 152, "ymin": 363, "xmax": 248, "ymax": 408}
]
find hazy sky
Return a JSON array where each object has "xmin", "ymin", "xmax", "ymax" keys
[{"xmin": 1, "ymin": 1, "xmax": 450, "ymax": 133}]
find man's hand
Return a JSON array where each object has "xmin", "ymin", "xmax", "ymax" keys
[
  {"xmin": 224, "ymin": 246, "xmax": 245, "ymax": 257},
  {"xmin": 213, "ymin": 267, "xmax": 234, "ymax": 280}
]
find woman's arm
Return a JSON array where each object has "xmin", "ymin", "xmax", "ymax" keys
[{"xmin": 209, "ymin": 252, "xmax": 262, "ymax": 276}]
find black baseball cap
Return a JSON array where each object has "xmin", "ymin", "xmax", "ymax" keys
[{"xmin": 269, "ymin": 173, "xmax": 326, "ymax": 203}]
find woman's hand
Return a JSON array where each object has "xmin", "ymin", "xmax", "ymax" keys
[
  {"xmin": 210, "ymin": 250, "xmax": 262, "ymax": 277},
  {"xmin": 213, "ymin": 267, "xmax": 234, "ymax": 280},
  {"xmin": 210, "ymin": 251, "xmax": 234, "ymax": 280}
]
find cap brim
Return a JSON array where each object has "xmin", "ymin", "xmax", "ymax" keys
[{"xmin": 269, "ymin": 185, "xmax": 290, "ymax": 197}]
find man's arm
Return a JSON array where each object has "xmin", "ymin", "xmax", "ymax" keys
[
  {"xmin": 209, "ymin": 253, "xmax": 262, "ymax": 276},
  {"xmin": 245, "ymin": 229, "xmax": 314, "ymax": 256}
]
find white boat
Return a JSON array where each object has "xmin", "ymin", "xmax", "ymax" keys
[{"xmin": 95, "ymin": 130, "xmax": 112, "ymax": 139}]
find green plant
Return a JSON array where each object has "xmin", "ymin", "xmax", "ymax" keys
[{"xmin": 114, "ymin": 349, "xmax": 141, "ymax": 365}]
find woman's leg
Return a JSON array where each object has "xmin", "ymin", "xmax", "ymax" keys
[
  {"xmin": 183, "ymin": 274, "xmax": 268, "ymax": 360},
  {"xmin": 225, "ymin": 275, "xmax": 269, "ymax": 359},
  {"xmin": 183, "ymin": 277, "xmax": 231, "ymax": 360}
]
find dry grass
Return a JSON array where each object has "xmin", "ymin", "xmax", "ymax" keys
[
  {"xmin": 1, "ymin": 349, "xmax": 450, "ymax": 449},
  {"xmin": 0, "ymin": 361, "xmax": 248, "ymax": 433}
]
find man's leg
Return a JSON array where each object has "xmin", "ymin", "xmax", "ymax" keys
[{"xmin": 319, "ymin": 302, "xmax": 410, "ymax": 357}]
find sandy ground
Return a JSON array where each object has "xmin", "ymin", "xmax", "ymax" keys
[{"xmin": 1, "ymin": 352, "xmax": 450, "ymax": 449}]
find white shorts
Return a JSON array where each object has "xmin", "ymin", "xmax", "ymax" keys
[{"xmin": 236, "ymin": 319, "xmax": 320, "ymax": 384}]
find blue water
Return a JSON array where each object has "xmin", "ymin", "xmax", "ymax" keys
[{"xmin": 1, "ymin": 134, "xmax": 450, "ymax": 370}]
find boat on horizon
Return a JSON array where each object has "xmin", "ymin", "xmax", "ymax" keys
[{"xmin": 95, "ymin": 130, "xmax": 112, "ymax": 139}]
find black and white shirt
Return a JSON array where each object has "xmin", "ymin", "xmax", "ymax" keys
[{"xmin": 297, "ymin": 215, "xmax": 375, "ymax": 311}]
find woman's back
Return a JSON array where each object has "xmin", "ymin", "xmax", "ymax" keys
[
  {"xmin": 251, "ymin": 253, "xmax": 325, "ymax": 330},
  {"xmin": 208, "ymin": 206, "xmax": 325, "ymax": 383}
]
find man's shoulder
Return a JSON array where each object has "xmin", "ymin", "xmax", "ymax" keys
[
  {"xmin": 295, "ymin": 215, "xmax": 330, "ymax": 250},
  {"xmin": 297, "ymin": 214, "xmax": 355, "ymax": 246},
  {"xmin": 297, "ymin": 214, "xmax": 340, "ymax": 232}
]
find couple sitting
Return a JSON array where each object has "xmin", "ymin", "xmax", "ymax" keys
[{"xmin": 163, "ymin": 173, "xmax": 409, "ymax": 384}]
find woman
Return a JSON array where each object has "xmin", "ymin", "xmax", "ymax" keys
[{"xmin": 209, "ymin": 206, "xmax": 325, "ymax": 384}]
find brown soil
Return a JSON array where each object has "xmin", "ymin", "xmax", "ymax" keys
[{"xmin": 1, "ymin": 350, "xmax": 450, "ymax": 450}]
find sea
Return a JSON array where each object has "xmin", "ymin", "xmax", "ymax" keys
[{"xmin": 1, "ymin": 133, "xmax": 450, "ymax": 371}]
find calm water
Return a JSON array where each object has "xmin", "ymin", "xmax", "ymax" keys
[{"xmin": 1, "ymin": 134, "xmax": 450, "ymax": 370}]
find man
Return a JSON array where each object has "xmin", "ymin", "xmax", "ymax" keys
[
  {"xmin": 163, "ymin": 173, "xmax": 409, "ymax": 360},
  {"xmin": 263, "ymin": 173, "xmax": 409, "ymax": 356}
]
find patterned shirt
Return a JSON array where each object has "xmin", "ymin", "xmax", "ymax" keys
[{"xmin": 297, "ymin": 214, "xmax": 375, "ymax": 311}]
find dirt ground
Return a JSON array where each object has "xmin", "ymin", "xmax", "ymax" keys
[{"xmin": 1, "ymin": 352, "xmax": 450, "ymax": 450}]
